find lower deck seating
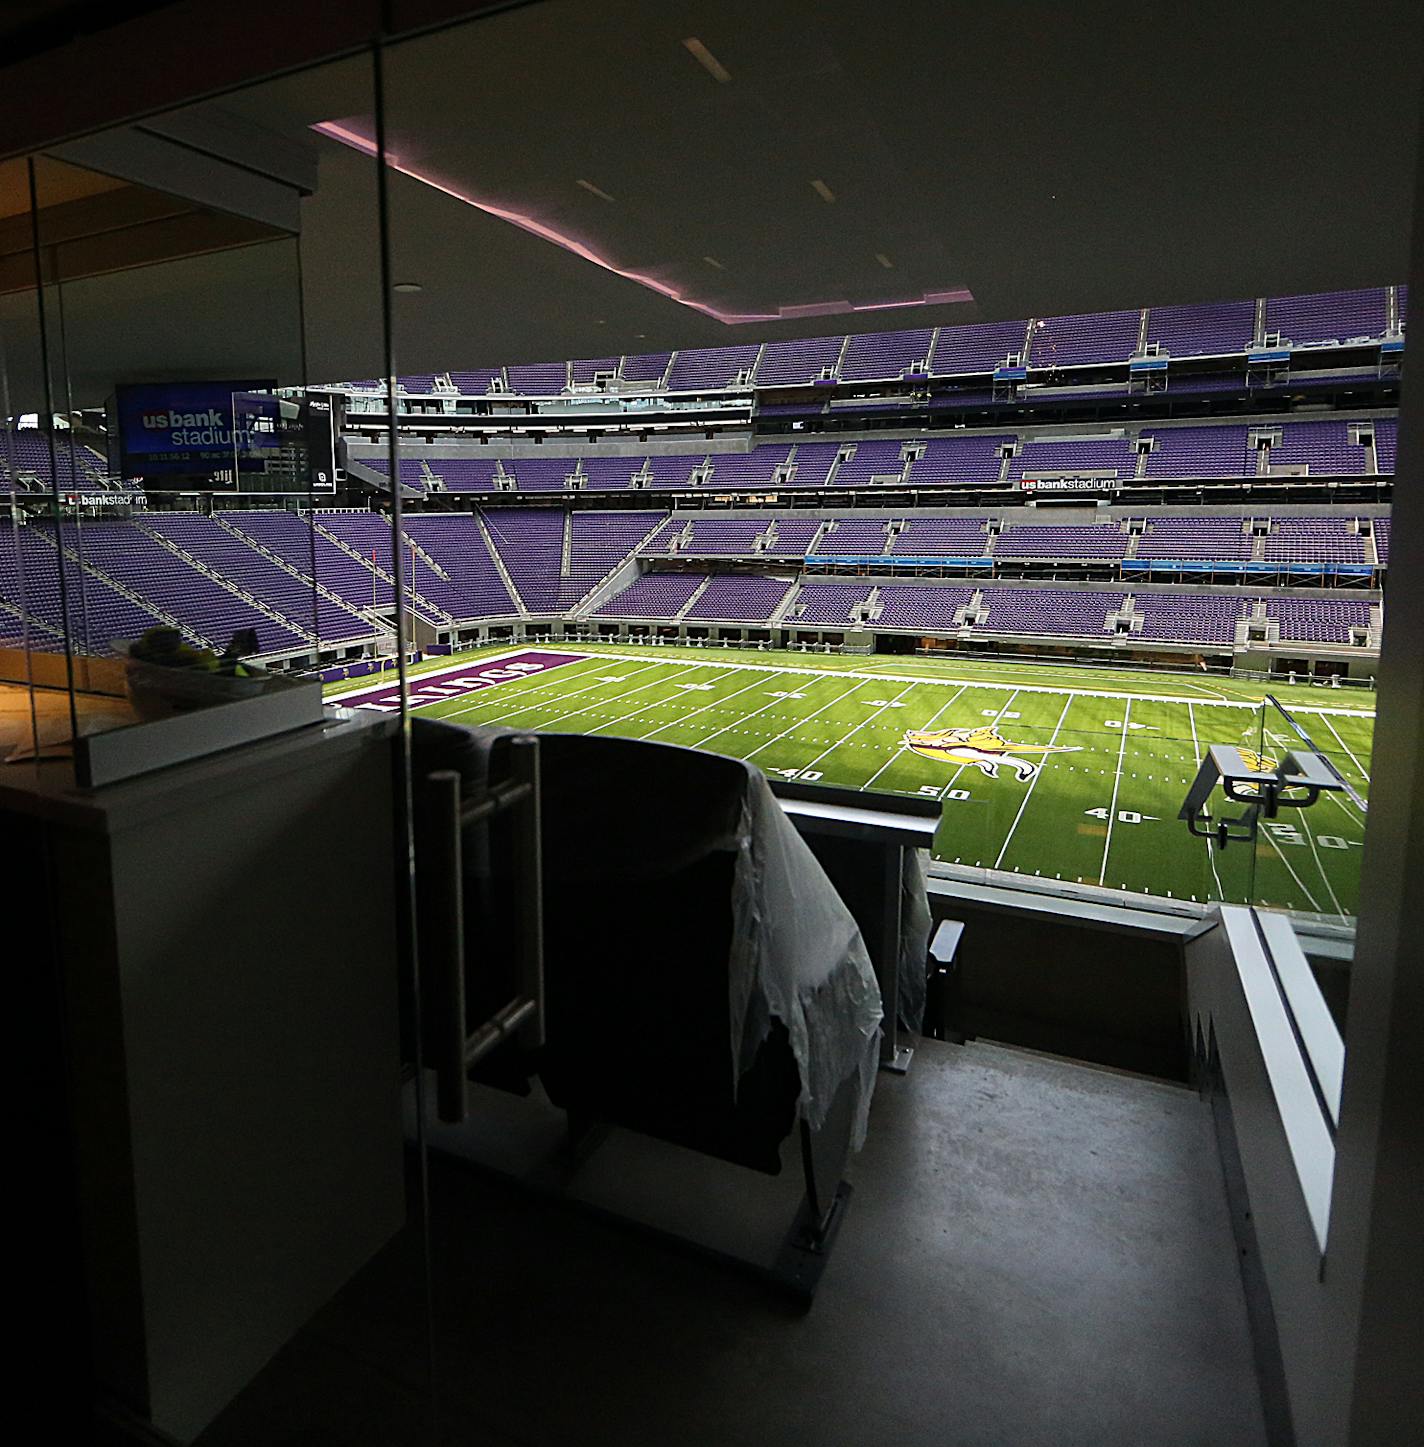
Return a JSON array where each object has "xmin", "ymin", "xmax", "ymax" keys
[
  {"xmin": 0, "ymin": 523, "xmax": 168, "ymax": 646},
  {"xmin": 685, "ymin": 576, "xmax": 793, "ymax": 622},
  {"xmin": 49, "ymin": 520, "xmax": 309, "ymax": 653},
  {"xmin": 142, "ymin": 513, "xmax": 372, "ymax": 640},
  {"xmin": 595, "ymin": 572, "xmax": 705, "ymax": 618},
  {"xmin": 981, "ymin": 589, "xmax": 1125, "ymax": 637},
  {"xmin": 1133, "ymin": 594, "xmax": 1245, "ymax": 643},
  {"xmin": 875, "ymin": 585, "xmax": 974, "ymax": 629},
  {"xmin": 787, "ymin": 582, "xmax": 875, "ymax": 626},
  {"xmin": 401, "ymin": 514, "xmax": 518, "ymax": 618},
  {"xmin": 1266, "ymin": 597, "xmax": 1371, "ymax": 643},
  {"xmin": 1, "ymin": 498, "xmax": 1384, "ymax": 659}
]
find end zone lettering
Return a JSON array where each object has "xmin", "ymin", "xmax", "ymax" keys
[{"xmin": 334, "ymin": 649, "xmax": 586, "ymax": 712}]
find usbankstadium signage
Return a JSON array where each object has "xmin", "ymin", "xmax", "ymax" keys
[
  {"xmin": 61, "ymin": 492, "xmax": 148, "ymax": 508},
  {"xmin": 1019, "ymin": 473, "xmax": 1121, "ymax": 494},
  {"xmin": 110, "ymin": 380, "xmax": 278, "ymax": 483}
]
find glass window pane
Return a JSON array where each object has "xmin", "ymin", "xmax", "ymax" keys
[{"xmin": 3, "ymin": 48, "xmax": 444, "ymax": 1444}]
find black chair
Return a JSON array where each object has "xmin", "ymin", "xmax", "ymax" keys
[{"xmin": 410, "ymin": 720, "xmax": 881, "ymax": 1299}]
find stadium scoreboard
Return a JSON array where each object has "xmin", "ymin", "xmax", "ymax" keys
[{"xmin": 108, "ymin": 380, "xmax": 343, "ymax": 494}]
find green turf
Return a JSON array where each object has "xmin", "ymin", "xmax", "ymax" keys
[
  {"xmin": 373, "ymin": 640, "xmax": 1378, "ymax": 711},
  {"xmin": 334, "ymin": 644, "xmax": 1374, "ymax": 916}
]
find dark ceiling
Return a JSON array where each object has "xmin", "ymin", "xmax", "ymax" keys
[
  {"xmin": 224, "ymin": 0, "xmax": 1424, "ymax": 379},
  {"xmin": 2, "ymin": 0, "xmax": 1422, "ymax": 402},
  {"xmin": 0, "ymin": 0, "xmax": 176, "ymax": 66}
]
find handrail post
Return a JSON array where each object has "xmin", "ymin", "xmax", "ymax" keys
[
  {"xmin": 423, "ymin": 768, "xmax": 467, "ymax": 1124},
  {"xmin": 508, "ymin": 735, "xmax": 546, "ymax": 1049}
]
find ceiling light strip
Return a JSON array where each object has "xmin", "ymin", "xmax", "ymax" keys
[
  {"xmin": 312, "ymin": 120, "xmax": 972, "ymax": 325},
  {"xmin": 682, "ymin": 38, "xmax": 731, "ymax": 84}
]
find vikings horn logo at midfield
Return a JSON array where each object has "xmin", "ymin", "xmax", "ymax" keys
[
  {"xmin": 904, "ymin": 724, "xmax": 1080, "ymax": 781},
  {"xmin": 1231, "ymin": 749, "xmax": 1280, "ymax": 796}
]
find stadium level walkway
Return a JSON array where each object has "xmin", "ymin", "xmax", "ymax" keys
[{"xmin": 193, "ymin": 1038, "xmax": 1267, "ymax": 1447}]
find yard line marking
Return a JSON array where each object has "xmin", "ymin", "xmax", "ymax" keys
[
  {"xmin": 1263, "ymin": 726, "xmax": 1366, "ymax": 831},
  {"xmin": 449, "ymin": 658, "xmax": 676, "ymax": 725},
  {"xmin": 1267, "ymin": 701, "xmax": 1371, "ymax": 815},
  {"xmin": 573, "ymin": 664, "xmax": 757, "ymax": 735},
  {"xmin": 1110, "ymin": 672, "xmax": 1232, "ymax": 702},
  {"xmin": 370, "ymin": 645, "xmax": 1376, "ymax": 718},
  {"xmin": 442, "ymin": 656, "xmax": 665, "ymax": 721},
  {"xmin": 793, "ymin": 679, "xmax": 922, "ymax": 775},
  {"xmin": 994, "ymin": 693, "xmax": 1076, "ymax": 869},
  {"xmin": 1261, "ymin": 723, "xmax": 1354, "ymax": 902},
  {"xmin": 578, "ymin": 649, "xmax": 1375, "ymax": 715},
  {"xmin": 1100, "ymin": 698, "xmax": 1133, "ymax": 884},
  {"xmin": 618, "ymin": 665, "xmax": 783, "ymax": 738},
  {"xmin": 377, "ymin": 645, "xmax": 1376, "ymax": 717},
  {"xmin": 714, "ymin": 677, "xmax": 869, "ymax": 754},
  {"xmin": 1297, "ymin": 812, "xmax": 1346, "ymax": 919},
  {"xmin": 1257, "ymin": 823, "xmax": 1324, "ymax": 914},
  {"xmin": 859, "ymin": 682, "xmax": 971, "ymax": 790},
  {"xmin": 420, "ymin": 653, "xmax": 625, "ymax": 713},
  {"xmin": 1316, "ymin": 711, "xmax": 1371, "ymax": 782},
  {"xmin": 1162, "ymin": 679, "xmax": 1231, "ymax": 701}
]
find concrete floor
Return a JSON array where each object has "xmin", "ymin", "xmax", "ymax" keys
[{"xmin": 196, "ymin": 1038, "xmax": 1267, "ymax": 1447}]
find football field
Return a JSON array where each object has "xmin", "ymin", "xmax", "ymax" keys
[{"xmin": 331, "ymin": 644, "xmax": 1374, "ymax": 917}]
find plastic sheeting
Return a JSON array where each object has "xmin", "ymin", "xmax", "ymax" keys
[
  {"xmin": 898, "ymin": 848, "xmax": 933, "ymax": 1034},
  {"xmin": 788, "ymin": 829, "xmax": 935, "ymax": 1035},
  {"xmin": 730, "ymin": 771, "xmax": 884, "ymax": 1150}
]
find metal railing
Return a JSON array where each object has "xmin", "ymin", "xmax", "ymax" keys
[{"xmin": 420, "ymin": 734, "xmax": 544, "ymax": 1123}]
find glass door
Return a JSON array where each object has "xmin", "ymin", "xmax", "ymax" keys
[{"xmin": 5, "ymin": 49, "xmax": 448, "ymax": 1445}]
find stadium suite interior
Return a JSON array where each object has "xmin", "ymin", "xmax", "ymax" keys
[{"xmin": 4, "ymin": 4, "xmax": 1422, "ymax": 1447}]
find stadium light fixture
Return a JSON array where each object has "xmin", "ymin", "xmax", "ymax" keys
[{"xmin": 311, "ymin": 120, "xmax": 973, "ymax": 325}]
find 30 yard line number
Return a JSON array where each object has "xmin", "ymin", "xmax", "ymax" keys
[{"xmin": 1263, "ymin": 821, "xmax": 1360, "ymax": 850}]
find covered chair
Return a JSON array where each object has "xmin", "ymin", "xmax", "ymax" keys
[{"xmin": 410, "ymin": 720, "xmax": 883, "ymax": 1294}]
